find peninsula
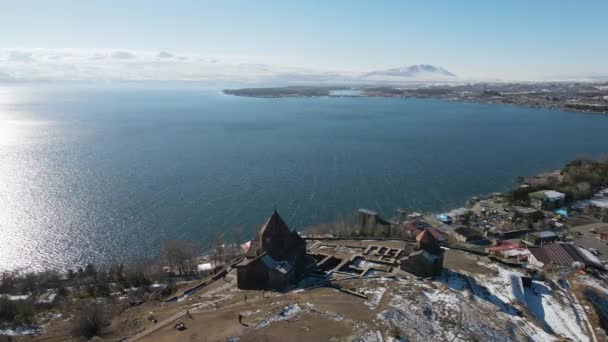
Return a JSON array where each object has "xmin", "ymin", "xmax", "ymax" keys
[{"xmin": 223, "ymin": 82, "xmax": 608, "ymax": 114}]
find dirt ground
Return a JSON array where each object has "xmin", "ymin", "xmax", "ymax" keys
[
  {"xmin": 566, "ymin": 214, "xmax": 602, "ymax": 227},
  {"xmin": 137, "ymin": 285, "xmax": 375, "ymax": 342},
  {"xmin": 569, "ymin": 222, "xmax": 608, "ymax": 256},
  {"xmin": 442, "ymin": 249, "xmax": 494, "ymax": 275}
]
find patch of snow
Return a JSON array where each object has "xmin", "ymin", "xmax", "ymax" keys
[
  {"xmin": 352, "ymin": 257, "xmax": 383, "ymax": 269},
  {"xmin": 578, "ymin": 276, "xmax": 608, "ymax": 296},
  {"xmin": 358, "ymin": 286, "xmax": 387, "ymax": 310},
  {"xmin": 0, "ymin": 326, "xmax": 41, "ymax": 336},
  {"xmin": 255, "ymin": 302, "xmax": 343, "ymax": 329},
  {"xmin": 363, "ymin": 269, "xmax": 388, "ymax": 278},
  {"xmin": 240, "ymin": 309, "xmax": 261, "ymax": 316},
  {"xmin": 0, "ymin": 294, "xmax": 31, "ymax": 301},
  {"xmin": 524, "ymin": 281, "xmax": 590, "ymax": 342},
  {"xmin": 476, "ymin": 262, "xmax": 526, "ymax": 306},
  {"xmin": 317, "ymin": 245, "xmax": 334, "ymax": 250},
  {"xmin": 337, "ymin": 246, "xmax": 364, "ymax": 254},
  {"xmin": 255, "ymin": 303, "xmax": 304, "ymax": 328},
  {"xmin": 352, "ymin": 322, "xmax": 384, "ymax": 342}
]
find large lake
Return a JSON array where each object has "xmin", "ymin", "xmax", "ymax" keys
[{"xmin": 2, "ymin": 83, "xmax": 608, "ymax": 271}]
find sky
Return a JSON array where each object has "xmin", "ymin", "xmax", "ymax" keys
[{"xmin": 1, "ymin": 0, "xmax": 607, "ymax": 82}]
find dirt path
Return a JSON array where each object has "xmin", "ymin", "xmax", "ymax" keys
[{"xmin": 126, "ymin": 273, "xmax": 237, "ymax": 341}]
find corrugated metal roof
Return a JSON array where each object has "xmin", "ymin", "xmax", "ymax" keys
[
  {"xmin": 403, "ymin": 220, "xmax": 432, "ymax": 230},
  {"xmin": 516, "ymin": 207, "xmax": 539, "ymax": 214},
  {"xmin": 529, "ymin": 190, "xmax": 565, "ymax": 200},
  {"xmin": 545, "ymin": 190, "xmax": 565, "ymax": 200},
  {"xmin": 529, "ymin": 190, "xmax": 548, "ymax": 200},
  {"xmin": 528, "ymin": 243, "xmax": 591, "ymax": 268},
  {"xmin": 537, "ymin": 231, "xmax": 557, "ymax": 238}
]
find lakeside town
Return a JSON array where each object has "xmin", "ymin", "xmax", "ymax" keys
[
  {"xmin": 223, "ymin": 81, "xmax": 608, "ymax": 114},
  {"xmin": 2, "ymin": 157, "xmax": 608, "ymax": 341}
]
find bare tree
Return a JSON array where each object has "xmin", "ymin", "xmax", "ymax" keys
[
  {"xmin": 161, "ymin": 240, "xmax": 198, "ymax": 276},
  {"xmin": 231, "ymin": 227, "xmax": 243, "ymax": 246},
  {"xmin": 211, "ymin": 232, "xmax": 225, "ymax": 268}
]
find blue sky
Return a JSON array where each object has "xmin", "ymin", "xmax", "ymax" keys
[{"xmin": 1, "ymin": 0, "xmax": 607, "ymax": 80}]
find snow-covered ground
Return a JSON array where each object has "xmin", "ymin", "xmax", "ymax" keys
[
  {"xmin": 476, "ymin": 263, "xmax": 592, "ymax": 341},
  {"xmin": 523, "ymin": 281, "xmax": 591, "ymax": 342},
  {"xmin": 372, "ymin": 261, "xmax": 596, "ymax": 341},
  {"xmin": 242, "ymin": 261, "xmax": 598, "ymax": 341}
]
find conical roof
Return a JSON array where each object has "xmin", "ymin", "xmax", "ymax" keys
[
  {"xmin": 416, "ymin": 228, "xmax": 441, "ymax": 254},
  {"xmin": 259, "ymin": 209, "xmax": 291, "ymax": 237}
]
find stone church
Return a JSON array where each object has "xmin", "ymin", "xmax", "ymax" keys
[
  {"xmin": 236, "ymin": 210, "xmax": 307, "ymax": 290},
  {"xmin": 400, "ymin": 228, "xmax": 444, "ymax": 277}
]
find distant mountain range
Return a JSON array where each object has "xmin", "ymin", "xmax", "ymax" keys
[{"xmin": 360, "ymin": 64, "xmax": 457, "ymax": 81}]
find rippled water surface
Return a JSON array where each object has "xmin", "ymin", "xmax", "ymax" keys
[{"xmin": 2, "ymin": 83, "xmax": 608, "ymax": 271}]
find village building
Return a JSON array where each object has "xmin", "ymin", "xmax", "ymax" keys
[
  {"xmin": 236, "ymin": 210, "xmax": 307, "ymax": 291},
  {"xmin": 436, "ymin": 213, "xmax": 453, "ymax": 225},
  {"xmin": 521, "ymin": 230, "xmax": 558, "ymax": 246},
  {"xmin": 487, "ymin": 241, "xmax": 530, "ymax": 264},
  {"xmin": 424, "ymin": 225, "xmax": 448, "ymax": 244},
  {"xmin": 492, "ymin": 228, "xmax": 532, "ymax": 240},
  {"xmin": 527, "ymin": 242, "xmax": 603, "ymax": 270},
  {"xmin": 450, "ymin": 226, "xmax": 485, "ymax": 243},
  {"xmin": 447, "ymin": 207, "xmax": 471, "ymax": 223},
  {"xmin": 401, "ymin": 219, "xmax": 435, "ymax": 239},
  {"xmin": 406, "ymin": 212, "xmax": 424, "ymax": 221},
  {"xmin": 514, "ymin": 207, "xmax": 543, "ymax": 222},
  {"xmin": 529, "ymin": 190, "xmax": 566, "ymax": 210},
  {"xmin": 400, "ymin": 228, "xmax": 444, "ymax": 277}
]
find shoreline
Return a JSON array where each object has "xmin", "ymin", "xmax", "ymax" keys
[{"xmin": 223, "ymin": 82, "xmax": 608, "ymax": 115}]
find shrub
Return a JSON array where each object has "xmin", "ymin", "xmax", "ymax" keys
[
  {"xmin": 0, "ymin": 298, "xmax": 35, "ymax": 325},
  {"xmin": 71, "ymin": 303, "xmax": 108, "ymax": 338},
  {"xmin": 125, "ymin": 270, "xmax": 151, "ymax": 288},
  {"xmin": 159, "ymin": 282, "xmax": 176, "ymax": 298}
]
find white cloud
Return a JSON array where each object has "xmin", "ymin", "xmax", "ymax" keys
[
  {"xmin": 110, "ymin": 51, "xmax": 136, "ymax": 59},
  {"xmin": 0, "ymin": 48, "xmax": 480, "ymax": 84},
  {"xmin": 0, "ymin": 48, "xmax": 354, "ymax": 83},
  {"xmin": 8, "ymin": 51, "xmax": 34, "ymax": 62},
  {"xmin": 157, "ymin": 51, "xmax": 174, "ymax": 59}
]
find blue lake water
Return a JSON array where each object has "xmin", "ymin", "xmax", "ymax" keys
[{"xmin": 1, "ymin": 83, "xmax": 608, "ymax": 271}]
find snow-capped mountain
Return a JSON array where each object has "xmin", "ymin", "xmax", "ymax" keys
[{"xmin": 361, "ymin": 64, "xmax": 457, "ymax": 81}]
